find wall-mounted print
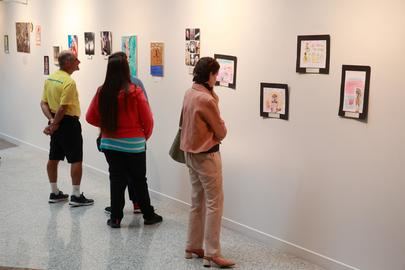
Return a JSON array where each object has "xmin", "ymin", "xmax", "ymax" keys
[
  {"xmin": 53, "ymin": 46, "xmax": 60, "ymax": 66},
  {"xmin": 122, "ymin": 35, "xmax": 137, "ymax": 77},
  {"xmin": 150, "ymin": 42, "xmax": 164, "ymax": 77},
  {"xmin": 338, "ymin": 65, "xmax": 371, "ymax": 120},
  {"xmin": 44, "ymin": 56, "xmax": 49, "ymax": 75},
  {"xmin": 185, "ymin": 28, "xmax": 200, "ymax": 72},
  {"xmin": 101, "ymin": 31, "xmax": 112, "ymax": 56},
  {"xmin": 296, "ymin": 35, "xmax": 330, "ymax": 74},
  {"xmin": 68, "ymin": 35, "xmax": 78, "ymax": 57},
  {"xmin": 35, "ymin": 25, "xmax": 41, "ymax": 46},
  {"xmin": 84, "ymin": 32, "xmax": 95, "ymax": 56},
  {"xmin": 16, "ymin": 22, "xmax": 31, "ymax": 53},
  {"xmin": 214, "ymin": 54, "xmax": 237, "ymax": 89},
  {"xmin": 260, "ymin": 83, "xmax": 289, "ymax": 120},
  {"xmin": 4, "ymin": 35, "xmax": 9, "ymax": 54}
]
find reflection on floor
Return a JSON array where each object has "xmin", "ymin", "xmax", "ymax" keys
[{"xmin": 0, "ymin": 141, "xmax": 325, "ymax": 270}]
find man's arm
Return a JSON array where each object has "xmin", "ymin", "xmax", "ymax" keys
[
  {"xmin": 41, "ymin": 101, "xmax": 67, "ymax": 135},
  {"xmin": 40, "ymin": 100, "xmax": 53, "ymax": 121}
]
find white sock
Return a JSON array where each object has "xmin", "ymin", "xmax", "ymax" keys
[
  {"xmin": 50, "ymin": 183, "xmax": 59, "ymax": 194},
  {"xmin": 72, "ymin": 185, "xmax": 80, "ymax": 197}
]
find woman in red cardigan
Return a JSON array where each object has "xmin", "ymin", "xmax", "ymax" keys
[
  {"xmin": 86, "ymin": 52, "xmax": 162, "ymax": 228},
  {"xmin": 180, "ymin": 57, "xmax": 235, "ymax": 268}
]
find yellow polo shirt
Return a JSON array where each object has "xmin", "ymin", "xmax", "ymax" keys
[{"xmin": 42, "ymin": 70, "xmax": 81, "ymax": 117}]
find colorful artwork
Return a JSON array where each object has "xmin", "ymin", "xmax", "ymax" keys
[
  {"xmin": 260, "ymin": 83, "xmax": 289, "ymax": 120},
  {"xmin": 35, "ymin": 25, "xmax": 41, "ymax": 46},
  {"xmin": 121, "ymin": 36, "xmax": 137, "ymax": 77},
  {"xmin": 84, "ymin": 32, "xmax": 95, "ymax": 56},
  {"xmin": 185, "ymin": 28, "xmax": 200, "ymax": 69},
  {"xmin": 150, "ymin": 42, "xmax": 164, "ymax": 77},
  {"xmin": 4, "ymin": 35, "xmax": 9, "ymax": 54},
  {"xmin": 214, "ymin": 54, "xmax": 237, "ymax": 89},
  {"xmin": 339, "ymin": 65, "xmax": 371, "ymax": 119},
  {"xmin": 53, "ymin": 46, "xmax": 60, "ymax": 66},
  {"xmin": 101, "ymin": 31, "xmax": 112, "ymax": 56},
  {"xmin": 44, "ymin": 56, "xmax": 49, "ymax": 75},
  {"xmin": 16, "ymin": 22, "xmax": 31, "ymax": 53},
  {"xmin": 296, "ymin": 35, "xmax": 330, "ymax": 74},
  {"xmin": 68, "ymin": 35, "xmax": 78, "ymax": 57}
]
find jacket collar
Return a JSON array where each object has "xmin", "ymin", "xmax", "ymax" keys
[{"xmin": 192, "ymin": 83, "xmax": 212, "ymax": 94}]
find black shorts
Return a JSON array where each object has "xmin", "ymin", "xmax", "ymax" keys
[{"xmin": 49, "ymin": 116, "xmax": 83, "ymax": 163}]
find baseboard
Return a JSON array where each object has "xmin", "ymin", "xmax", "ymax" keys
[{"xmin": 0, "ymin": 132, "xmax": 361, "ymax": 270}]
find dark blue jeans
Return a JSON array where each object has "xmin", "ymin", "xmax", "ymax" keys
[{"xmin": 103, "ymin": 150, "xmax": 154, "ymax": 220}]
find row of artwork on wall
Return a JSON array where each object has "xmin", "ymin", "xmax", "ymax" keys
[
  {"xmin": 4, "ymin": 23, "xmax": 371, "ymax": 121},
  {"xmin": 213, "ymin": 35, "xmax": 371, "ymax": 121}
]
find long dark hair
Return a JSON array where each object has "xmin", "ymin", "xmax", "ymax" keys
[{"xmin": 98, "ymin": 52, "xmax": 131, "ymax": 132}]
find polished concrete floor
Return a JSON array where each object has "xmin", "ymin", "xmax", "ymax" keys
[{"xmin": 0, "ymin": 141, "xmax": 325, "ymax": 270}]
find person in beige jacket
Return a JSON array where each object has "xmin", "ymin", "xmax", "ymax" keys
[{"xmin": 180, "ymin": 57, "xmax": 235, "ymax": 268}]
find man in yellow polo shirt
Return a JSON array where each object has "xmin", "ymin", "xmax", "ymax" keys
[{"xmin": 40, "ymin": 50, "xmax": 94, "ymax": 207}]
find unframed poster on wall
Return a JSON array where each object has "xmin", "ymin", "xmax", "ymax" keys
[
  {"xmin": 15, "ymin": 22, "xmax": 31, "ymax": 53},
  {"xmin": 185, "ymin": 28, "xmax": 200, "ymax": 74},
  {"xmin": 121, "ymin": 35, "xmax": 137, "ymax": 78},
  {"xmin": 101, "ymin": 31, "xmax": 112, "ymax": 57},
  {"xmin": 68, "ymin": 35, "xmax": 78, "ymax": 57},
  {"xmin": 150, "ymin": 42, "xmax": 164, "ymax": 77},
  {"xmin": 84, "ymin": 32, "xmax": 95, "ymax": 56}
]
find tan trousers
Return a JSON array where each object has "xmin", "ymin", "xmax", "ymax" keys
[{"xmin": 185, "ymin": 151, "xmax": 224, "ymax": 257}]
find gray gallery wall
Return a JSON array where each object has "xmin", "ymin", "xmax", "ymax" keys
[{"xmin": 1, "ymin": 1, "xmax": 405, "ymax": 269}]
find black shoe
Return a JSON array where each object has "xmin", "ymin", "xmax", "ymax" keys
[
  {"xmin": 104, "ymin": 206, "xmax": 111, "ymax": 214},
  {"xmin": 69, "ymin": 193, "xmax": 94, "ymax": 207},
  {"xmin": 49, "ymin": 191, "xmax": 69, "ymax": 203},
  {"xmin": 144, "ymin": 213, "xmax": 163, "ymax": 225},
  {"xmin": 107, "ymin": 218, "xmax": 121, "ymax": 228}
]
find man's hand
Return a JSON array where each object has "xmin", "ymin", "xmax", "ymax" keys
[{"xmin": 43, "ymin": 119, "xmax": 59, "ymax": 136}]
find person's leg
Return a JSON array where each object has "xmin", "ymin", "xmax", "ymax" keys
[
  {"xmin": 190, "ymin": 152, "xmax": 223, "ymax": 257},
  {"xmin": 185, "ymin": 152, "xmax": 206, "ymax": 258},
  {"xmin": 127, "ymin": 175, "xmax": 141, "ymax": 213},
  {"xmin": 64, "ymin": 119, "xmax": 93, "ymax": 206},
  {"xmin": 71, "ymin": 161, "xmax": 82, "ymax": 195},
  {"xmin": 104, "ymin": 150, "xmax": 128, "ymax": 223},
  {"xmin": 47, "ymin": 130, "xmax": 68, "ymax": 203},
  {"xmin": 127, "ymin": 152, "xmax": 161, "ymax": 224}
]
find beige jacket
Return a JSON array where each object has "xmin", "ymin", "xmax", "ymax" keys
[{"xmin": 180, "ymin": 83, "xmax": 227, "ymax": 153}]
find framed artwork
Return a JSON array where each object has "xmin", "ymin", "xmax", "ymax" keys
[
  {"xmin": 150, "ymin": 42, "xmax": 164, "ymax": 77},
  {"xmin": 260, "ymin": 83, "xmax": 289, "ymax": 120},
  {"xmin": 100, "ymin": 31, "xmax": 112, "ymax": 56},
  {"xmin": 68, "ymin": 35, "xmax": 78, "ymax": 57},
  {"xmin": 35, "ymin": 25, "xmax": 41, "ymax": 46},
  {"xmin": 296, "ymin": 35, "xmax": 330, "ymax": 74},
  {"xmin": 338, "ymin": 65, "xmax": 371, "ymax": 120},
  {"xmin": 121, "ymin": 36, "xmax": 137, "ymax": 77},
  {"xmin": 52, "ymin": 46, "xmax": 60, "ymax": 66},
  {"xmin": 185, "ymin": 28, "xmax": 200, "ymax": 72},
  {"xmin": 44, "ymin": 56, "xmax": 49, "ymax": 75},
  {"xmin": 4, "ymin": 35, "xmax": 9, "ymax": 53},
  {"xmin": 16, "ymin": 22, "xmax": 31, "ymax": 53},
  {"xmin": 214, "ymin": 54, "xmax": 237, "ymax": 89},
  {"xmin": 84, "ymin": 32, "xmax": 95, "ymax": 56}
]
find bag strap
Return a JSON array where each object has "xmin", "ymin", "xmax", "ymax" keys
[{"xmin": 179, "ymin": 108, "xmax": 183, "ymax": 128}]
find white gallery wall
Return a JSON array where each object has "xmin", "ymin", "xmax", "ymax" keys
[{"xmin": 1, "ymin": 1, "xmax": 405, "ymax": 269}]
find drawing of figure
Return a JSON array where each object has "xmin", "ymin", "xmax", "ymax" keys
[
  {"xmin": 355, "ymin": 87, "xmax": 362, "ymax": 113},
  {"xmin": 270, "ymin": 93, "xmax": 281, "ymax": 113},
  {"xmin": 303, "ymin": 42, "xmax": 310, "ymax": 63},
  {"xmin": 101, "ymin": 32, "xmax": 112, "ymax": 56}
]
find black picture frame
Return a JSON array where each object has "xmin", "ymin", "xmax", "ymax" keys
[
  {"xmin": 260, "ymin": 83, "xmax": 289, "ymax": 120},
  {"xmin": 296, "ymin": 34, "xmax": 330, "ymax": 74},
  {"xmin": 214, "ymin": 54, "xmax": 237, "ymax": 89},
  {"xmin": 338, "ymin": 65, "xmax": 371, "ymax": 120}
]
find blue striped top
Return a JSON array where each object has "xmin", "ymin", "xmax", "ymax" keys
[{"xmin": 100, "ymin": 137, "xmax": 146, "ymax": 153}]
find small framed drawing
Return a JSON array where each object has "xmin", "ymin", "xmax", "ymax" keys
[
  {"xmin": 214, "ymin": 54, "xmax": 237, "ymax": 89},
  {"xmin": 338, "ymin": 65, "xmax": 371, "ymax": 120},
  {"xmin": 296, "ymin": 35, "xmax": 330, "ymax": 74},
  {"xmin": 260, "ymin": 83, "xmax": 289, "ymax": 120}
]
